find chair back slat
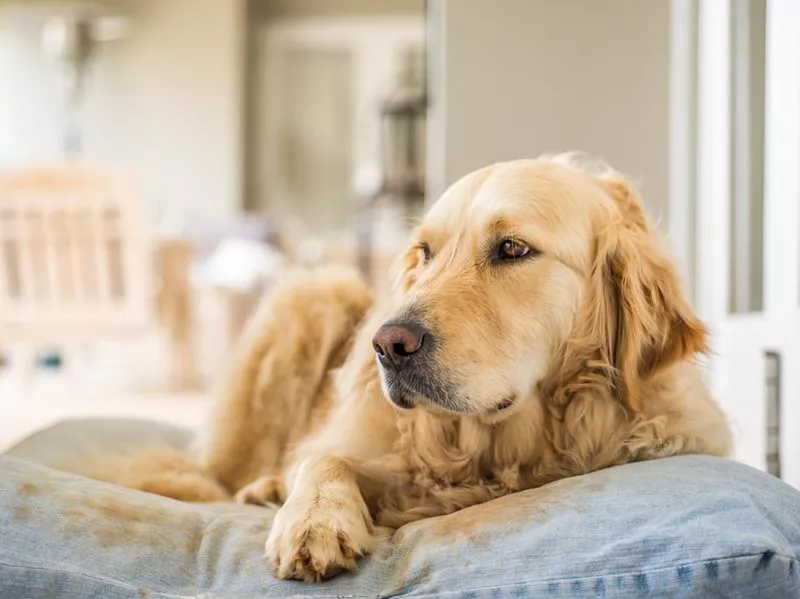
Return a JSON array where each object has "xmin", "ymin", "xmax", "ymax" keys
[{"xmin": 0, "ymin": 165, "xmax": 150, "ymax": 342}]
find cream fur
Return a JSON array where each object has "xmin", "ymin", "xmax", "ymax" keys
[{"xmin": 76, "ymin": 156, "xmax": 732, "ymax": 583}]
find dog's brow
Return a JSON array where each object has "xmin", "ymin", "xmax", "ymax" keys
[
  {"xmin": 486, "ymin": 217, "xmax": 513, "ymax": 235},
  {"xmin": 446, "ymin": 226, "xmax": 469, "ymax": 261},
  {"xmin": 418, "ymin": 222, "xmax": 455, "ymax": 246},
  {"xmin": 416, "ymin": 225, "xmax": 433, "ymax": 241}
]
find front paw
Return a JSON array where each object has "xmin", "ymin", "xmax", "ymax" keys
[{"xmin": 265, "ymin": 497, "xmax": 373, "ymax": 582}]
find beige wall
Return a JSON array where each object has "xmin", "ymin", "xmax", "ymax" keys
[
  {"xmin": 0, "ymin": 0, "xmax": 245, "ymax": 221},
  {"xmin": 429, "ymin": 0, "xmax": 671, "ymax": 220}
]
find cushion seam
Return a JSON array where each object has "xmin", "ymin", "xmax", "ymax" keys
[{"xmin": 381, "ymin": 552, "xmax": 800, "ymax": 598}]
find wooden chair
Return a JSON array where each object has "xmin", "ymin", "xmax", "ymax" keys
[
  {"xmin": 0, "ymin": 164, "xmax": 151, "ymax": 391},
  {"xmin": 154, "ymin": 238, "xmax": 195, "ymax": 390}
]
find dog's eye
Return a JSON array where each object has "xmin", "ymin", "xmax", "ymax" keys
[
  {"xmin": 498, "ymin": 239, "xmax": 531, "ymax": 260},
  {"xmin": 418, "ymin": 242, "xmax": 432, "ymax": 263}
]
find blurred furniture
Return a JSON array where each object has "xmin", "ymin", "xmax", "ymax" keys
[
  {"xmin": 0, "ymin": 164, "xmax": 150, "ymax": 389},
  {"xmin": 3, "ymin": 418, "xmax": 800, "ymax": 597},
  {"xmin": 174, "ymin": 215, "xmax": 283, "ymax": 388},
  {"xmin": 154, "ymin": 238, "xmax": 195, "ymax": 391},
  {"xmin": 178, "ymin": 213, "xmax": 283, "ymax": 264}
]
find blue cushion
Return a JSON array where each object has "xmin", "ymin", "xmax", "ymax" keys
[
  {"xmin": 2, "ymin": 428, "xmax": 800, "ymax": 597},
  {"xmin": 6, "ymin": 417, "xmax": 192, "ymax": 465}
]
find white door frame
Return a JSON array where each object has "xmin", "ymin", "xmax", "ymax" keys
[
  {"xmin": 762, "ymin": 0, "xmax": 800, "ymax": 312},
  {"xmin": 677, "ymin": 0, "xmax": 800, "ymax": 486},
  {"xmin": 761, "ymin": 0, "xmax": 800, "ymax": 488}
]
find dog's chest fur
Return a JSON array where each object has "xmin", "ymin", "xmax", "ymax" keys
[{"xmin": 371, "ymin": 405, "xmax": 562, "ymax": 526}]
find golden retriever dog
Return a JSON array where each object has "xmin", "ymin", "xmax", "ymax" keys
[{"xmin": 82, "ymin": 155, "xmax": 732, "ymax": 583}]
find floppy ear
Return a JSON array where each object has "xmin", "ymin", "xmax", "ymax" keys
[{"xmin": 587, "ymin": 177, "xmax": 708, "ymax": 412}]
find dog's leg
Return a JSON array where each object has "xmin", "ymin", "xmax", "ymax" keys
[
  {"xmin": 195, "ymin": 267, "xmax": 374, "ymax": 495},
  {"xmin": 265, "ymin": 456, "xmax": 373, "ymax": 581},
  {"xmin": 265, "ymin": 308, "xmax": 402, "ymax": 581}
]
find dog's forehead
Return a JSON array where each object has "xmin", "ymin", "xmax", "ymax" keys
[
  {"xmin": 424, "ymin": 161, "xmax": 597, "ymax": 236},
  {"xmin": 422, "ymin": 166, "xmax": 492, "ymax": 231}
]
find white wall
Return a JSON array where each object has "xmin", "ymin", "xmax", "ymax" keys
[
  {"xmin": 428, "ymin": 0, "xmax": 671, "ymax": 220},
  {"xmin": 0, "ymin": 10, "xmax": 63, "ymax": 164},
  {"xmin": 0, "ymin": 0, "xmax": 245, "ymax": 221}
]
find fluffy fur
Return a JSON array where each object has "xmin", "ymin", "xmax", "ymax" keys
[{"xmin": 78, "ymin": 156, "xmax": 732, "ymax": 582}]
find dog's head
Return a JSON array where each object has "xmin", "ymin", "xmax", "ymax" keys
[{"xmin": 372, "ymin": 156, "xmax": 706, "ymax": 418}]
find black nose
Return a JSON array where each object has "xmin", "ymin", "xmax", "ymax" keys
[{"xmin": 372, "ymin": 322, "xmax": 427, "ymax": 370}]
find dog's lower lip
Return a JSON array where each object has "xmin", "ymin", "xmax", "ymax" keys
[{"xmin": 391, "ymin": 394, "xmax": 415, "ymax": 410}]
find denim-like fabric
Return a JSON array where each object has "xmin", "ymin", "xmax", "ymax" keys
[
  {"xmin": 1, "ymin": 453, "xmax": 799, "ymax": 598},
  {"xmin": 6, "ymin": 417, "xmax": 193, "ymax": 465}
]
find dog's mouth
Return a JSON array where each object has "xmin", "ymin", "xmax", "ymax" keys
[
  {"xmin": 380, "ymin": 368, "xmax": 516, "ymax": 415},
  {"xmin": 385, "ymin": 387, "xmax": 416, "ymax": 410},
  {"xmin": 493, "ymin": 397, "xmax": 515, "ymax": 411},
  {"xmin": 381, "ymin": 373, "xmax": 452, "ymax": 412}
]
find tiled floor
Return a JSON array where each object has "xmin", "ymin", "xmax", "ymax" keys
[{"xmin": 0, "ymin": 375, "xmax": 210, "ymax": 452}]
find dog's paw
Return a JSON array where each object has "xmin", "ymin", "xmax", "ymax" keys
[
  {"xmin": 265, "ymin": 497, "xmax": 373, "ymax": 582},
  {"xmin": 235, "ymin": 476, "xmax": 285, "ymax": 505}
]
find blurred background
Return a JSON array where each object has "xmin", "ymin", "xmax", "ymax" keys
[{"xmin": 0, "ymin": 1, "xmax": 797, "ymax": 487}]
